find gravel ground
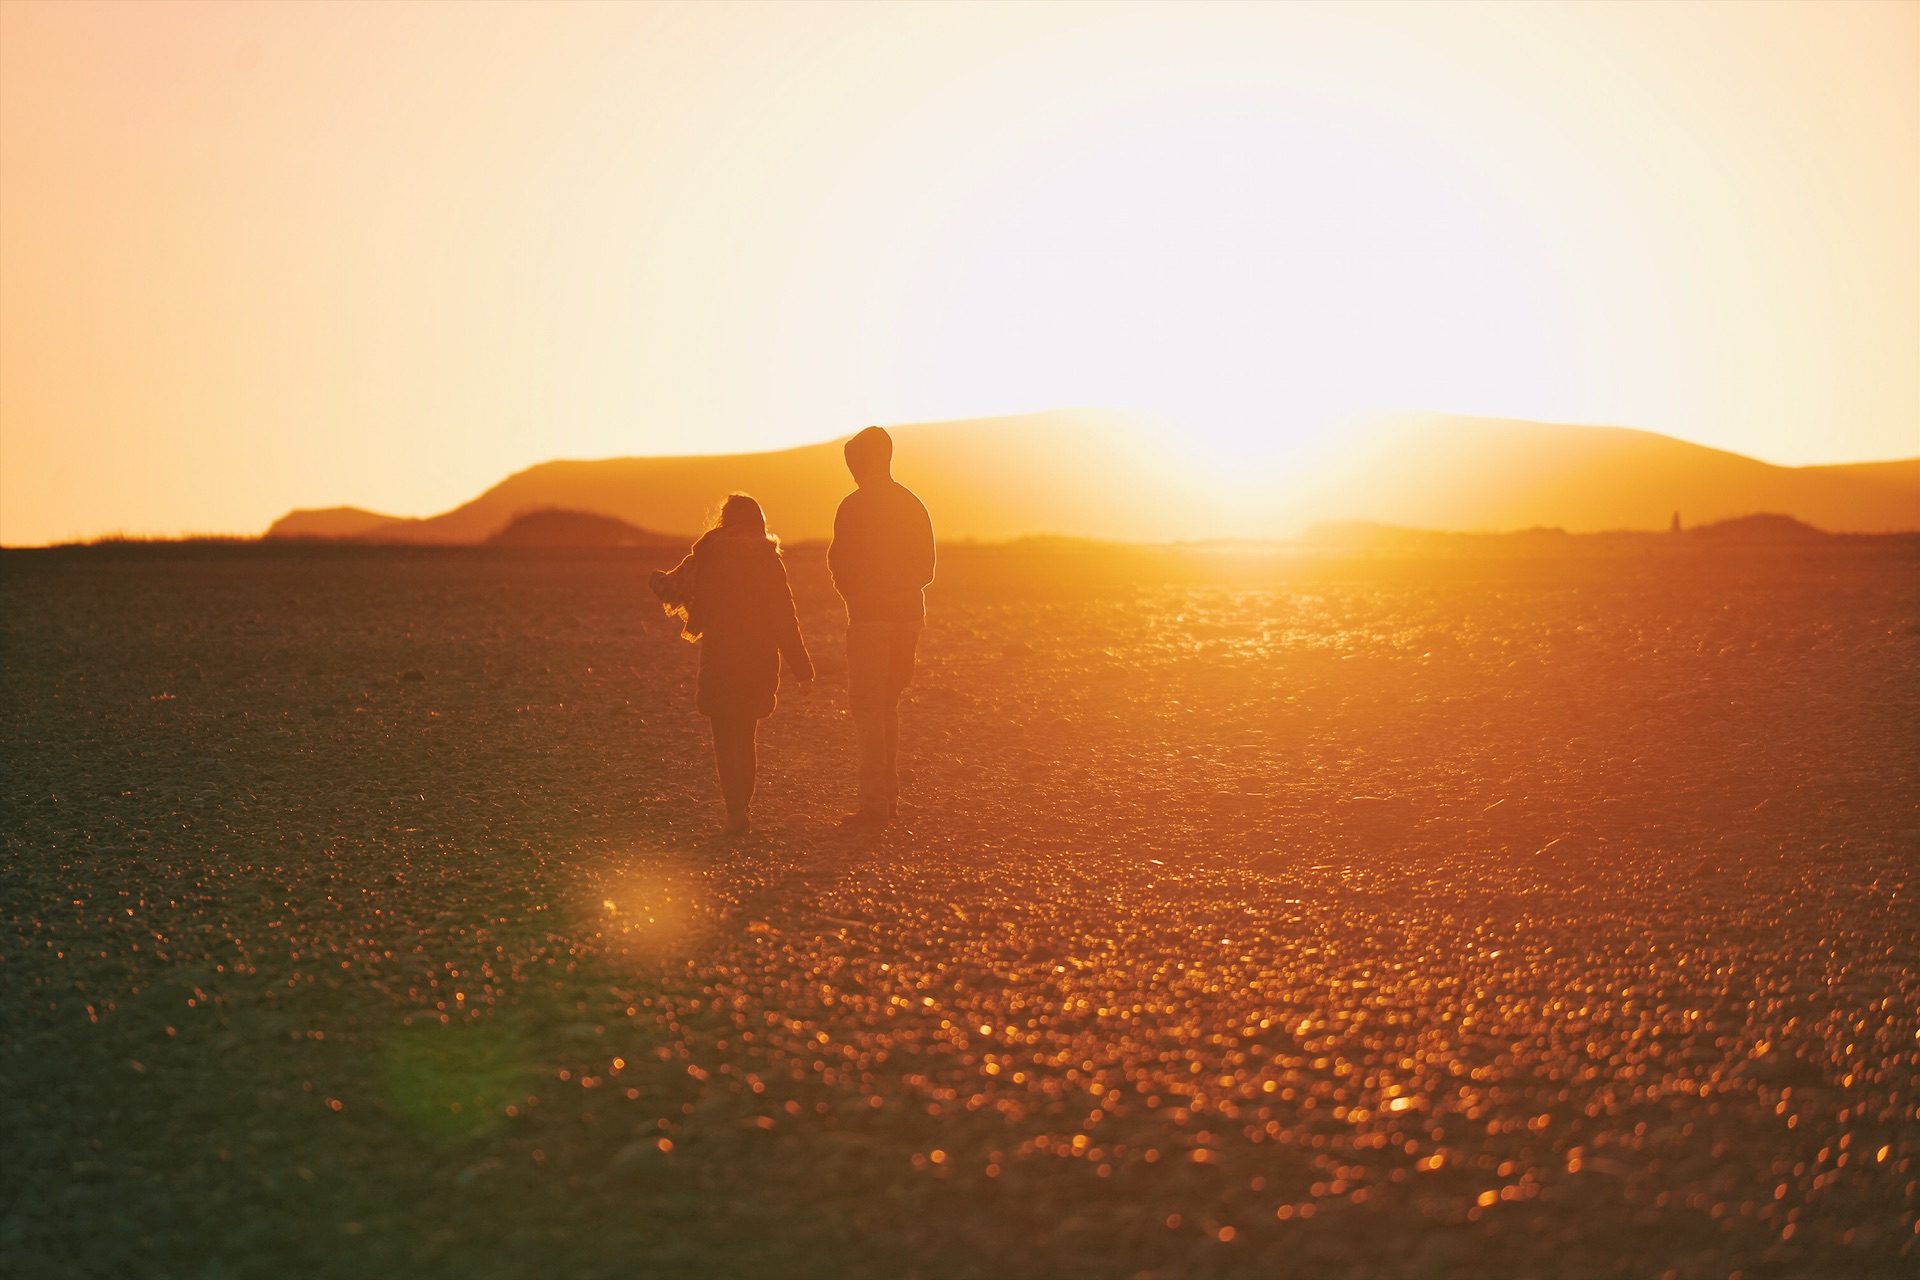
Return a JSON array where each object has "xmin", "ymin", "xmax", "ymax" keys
[{"xmin": 2, "ymin": 539, "xmax": 1916, "ymax": 1279}]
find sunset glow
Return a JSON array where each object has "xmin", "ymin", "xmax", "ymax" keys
[
  {"xmin": 6, "ymin": 6, "xmax": 1917, "ymax": 1271},
  {"xmin": 2, "ymin": 1, "xmax": 1915, "ymax": 543}
]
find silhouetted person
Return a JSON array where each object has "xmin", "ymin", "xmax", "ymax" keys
[
  {"xmin": 829, "ymin": 427, "xmax": 935, "ymax": 824},
  {"xmin": 651, "ymin": 495, "xmax": 813, "ymax": 835}
]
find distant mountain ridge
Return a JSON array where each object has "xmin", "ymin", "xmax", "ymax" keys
[
  {"xmin": 264, "ymin": 411, "xmax": 1920, "ymax": 544},
  {"xmin": 1292, "ymin": 413, "xmax": 1917, "ymax": 536}
]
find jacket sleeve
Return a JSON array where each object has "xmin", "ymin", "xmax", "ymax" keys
[
  {"xmin": 772, "ymin": 560, "xmax": 814, "ymax": 682},
  {"xmin": 651, "ymin": 550, "xmax": 703, "ymax": 639},
  {"xmin": 914, "ymin": 498, "xmax": 937, "ymax": 590},
  {"xmin": 651, "ymin": 551, "xmax": 697, "ymax": 606},
  {"xmin": 827, "ymin": 497, "xmax": 855, "ymax": 600}
]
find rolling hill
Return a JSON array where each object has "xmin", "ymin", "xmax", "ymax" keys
[
  {"xmin": 484, "ymin": 508, "xmax": 686, "ymax": 548},
  {"xmin": 1286, "ymin": 413, "xmax": 1918, "ymax": 535},
  {"xmin": 263, "ymin": 411, "xmax": 1919, "ymax": 544}
]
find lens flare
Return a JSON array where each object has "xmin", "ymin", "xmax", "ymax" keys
[
  {"xmin": 588, "ymin": 858, "xmax": 714, "ymax": 967},
  {"xmin": 382, "ymin": 1019, "xmax": 531, "ymax": 1141}
]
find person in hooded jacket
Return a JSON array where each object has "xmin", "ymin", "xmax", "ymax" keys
[
  {"xmin": 828, "ymin": 427, "xmax": 935, "ymax": 823},
  {"xmin": 650, "ymin": 494, "xmax": 814, "ymax": 834}
]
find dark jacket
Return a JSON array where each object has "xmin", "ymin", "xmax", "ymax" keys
[
  {"xmin": 828, "ymin": 480, "xmax": 936, "ymax": 625},
  {"xmin": 652, "ymin": 529, "xmax": 813, "ymax": 719}
]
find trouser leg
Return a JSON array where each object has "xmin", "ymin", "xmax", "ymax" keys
[
  {"xmin": 732, "ymin": 719, "xmax": 757, "ymax": 814},
  {"xmin": 709, "ymin": 717, "xmax": 738, "ymax": 814},
  {"xmin": 849, "ymin": 696, "xmax": 901, "ymax": 813},
  {"xmin": 885, "ymin": 626, "xmax": 915, "ymax": 812},
  {"xmin": 851, "ymin": 700, "xmax": 889, "ymax": 814},
  {"xmin": 882, "ymin": 700, "xmax": 900, "ymax": 813},
  {"xmin": 848, "ymin": 622, "xmax": 919, "ymax": 814},
  {"xmin": 847, "ymin": 625, "xmax": 888, "ymax": 812},
  {"xmin": 710, "ymin": 715, "xmax": 757, "ymax": 817}
]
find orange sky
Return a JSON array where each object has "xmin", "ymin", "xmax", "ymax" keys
[{"xmin": 1, "ymin": 1, "xmax": 1915, "ymax": 544}]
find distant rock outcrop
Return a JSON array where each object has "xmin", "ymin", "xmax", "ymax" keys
[
  {"xmin": 485, "ymin": 508, "xmax": 687, "ymax": 548},
  {"xmin": 1685, "ymin": 513, "xmax": 1829, "ymax": 542},
  {"xmin": 264, "ymin": 506, "xmax": 410, "ymax": 541},
  {"xmin": 260, "ymin": 410, "xmax": 1920, "ymax": 544}
]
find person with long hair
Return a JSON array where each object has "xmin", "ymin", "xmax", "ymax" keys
[{"xmin": 650, "ymin": 494, "xmax": 814, "ymax": 835}]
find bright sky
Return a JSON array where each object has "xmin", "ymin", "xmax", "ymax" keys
[{"xmin": 2, "ymin": 0, "xmax": 1915, "ymax": 543}]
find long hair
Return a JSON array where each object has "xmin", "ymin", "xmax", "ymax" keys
[
  {"xmin": 660, "ymin": 493, "xmax": 780, "ymax": 641},
  {"xmin": 709, "ymin": 493, "xmax": 780, "ymax": 549}
]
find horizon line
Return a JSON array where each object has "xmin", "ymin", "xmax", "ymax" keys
[{"xmin": 7, "ymin": 406, "xmax": 1916, "ymax": 547}]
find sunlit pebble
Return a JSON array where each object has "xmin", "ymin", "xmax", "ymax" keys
[{"xmin": 12, "ymin": 553, "xmax": 1916, "ymax": 1268}]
